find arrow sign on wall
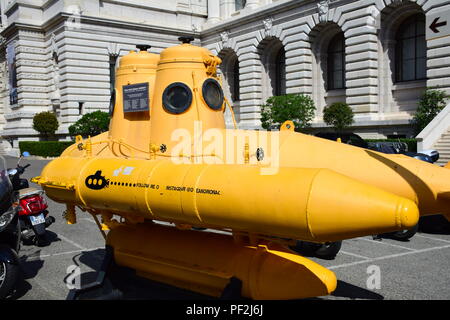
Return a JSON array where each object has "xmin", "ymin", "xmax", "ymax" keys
[
  {"xmin": 430, "ymin": 17, "xmax": 447, "ymax": 33},
  {"xmin": 427, "ymin": 11, "xmax": 450, "ymax": 41}
]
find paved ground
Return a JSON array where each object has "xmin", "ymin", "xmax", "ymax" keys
[{"xmin": 5, "ymin": 156, "xmax": 450, "ymax": 300}]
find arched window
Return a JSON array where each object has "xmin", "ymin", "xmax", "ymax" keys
[
  {"xmin": 275, "ymin": 47, "xmax": 286, "ymax": 96},
  {"xmin": 232, "ymin": 59, "xmax": 240, "ymax": 102},
  {"xmin": 259, "ymin": 38, "xmax": 285, "ymax": 100},
  {"xmin": 395, "ymin": 13, "xmax": 426, "ymax": 82},
  {"xmin": 235, "ymin": 0, "xmax": 246, "ymax": 11},
  {"xmin": 218, "ymin": 50, "xmax": 240, "ymax": 104},
  {"xmin": 327, "ymin": 32, "xmax": 345, "ymax": 90}
]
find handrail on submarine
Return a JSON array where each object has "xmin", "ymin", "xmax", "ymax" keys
[{"xmin": 70, "ymin": 137, "xmax": 226, "ymax": 160}]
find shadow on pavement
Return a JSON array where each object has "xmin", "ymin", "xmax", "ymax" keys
[
  {"xmin": 9, "ymin": 250, "xmax": 45, "ymax": 299},
  {"xmin": 20, "ymin": 230, "xmax": 60, "ymax": 247},
  {"xmin": 331, "ymin": 280, "xmax": 384, "ymax": 300}
]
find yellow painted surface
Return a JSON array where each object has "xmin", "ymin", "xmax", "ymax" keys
[
  {"xmin": 33, "ymin": 41, "xmax": 450, "ymax": 299},
  {"xmin": 107, "ymin": 223, "xmax": 337, "ymax": 300},
  {"xmin": 39, "ymin": 157, "xmax": 418, "ymax": 242},
  {"xmin": 149, "ymin": 43, "xmax": 225, "ymax": 151},
  {"xmin": 109, "ymin": 49, "xmax": 160, "ymax": 158}
]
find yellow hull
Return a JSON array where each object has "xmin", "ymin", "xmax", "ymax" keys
[
  {"xmin": 38, "ymin": 156, "xmax": 418, "ymax": 243},
  {"xmin": 33, "ymin": 40, "xmax": 450, "ymax": 299},
  {"xmin": 107, "ymin": 223, "xmax": 337, "ymax": 300}
]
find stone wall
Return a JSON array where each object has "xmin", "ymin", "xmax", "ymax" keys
[{"xmin": 202, "ymin": 0, "xmax": 450, "ymax": 137}]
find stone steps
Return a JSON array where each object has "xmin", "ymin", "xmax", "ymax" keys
[{"xmin": 433, "ymin": 129, "xmax": 450, "ymax": 166}]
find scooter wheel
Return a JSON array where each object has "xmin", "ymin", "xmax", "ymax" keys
[{"xmin": 0, "ymin": 254, "xmax": 20, "ymax": 299}]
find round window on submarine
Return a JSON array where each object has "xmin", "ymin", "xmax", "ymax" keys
[
  {"xmin": 162, "ymin": 82, "xmax": 193, "ymax": 114},
  {"xmin": 202, "ymin": 78, "xmax": 224, "ymax": 111}
]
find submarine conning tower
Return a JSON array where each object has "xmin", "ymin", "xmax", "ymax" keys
[
  {"xmin": 108, "ymin": 44, "xmax": 160, "ymax": 156},
  {"xmin": 149, "ymin": 36, "xmax": 225, "ymax": 155}
]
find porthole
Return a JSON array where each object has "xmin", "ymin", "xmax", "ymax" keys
[
  {"xmin": 202, "ymin": 78, "xmax": 224, "ymax": 111},
  {"xmin": 162, "ymin": 82, "xmax": 192, "ymax": 114}
]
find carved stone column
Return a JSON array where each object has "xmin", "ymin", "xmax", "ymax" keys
[{"xmin": 207, "ymin": 0, "xmax": 221, "ymax": 24}]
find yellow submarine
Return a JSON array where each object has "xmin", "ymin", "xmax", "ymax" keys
[{"xmin": 32, "ymin": 37, "xmax": 450, "ymax": 300}]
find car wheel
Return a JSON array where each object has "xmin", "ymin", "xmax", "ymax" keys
[{"xmin": 0, "ymin": 253, "xmax": 20, "ymax": 299}]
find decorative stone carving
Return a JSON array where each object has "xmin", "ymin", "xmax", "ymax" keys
[
  {"xmin": 263, "ymin": 17, "xmax": 273, "ymax": 32},
  {"xmin": 48, "ymin": 32, "xmax": 60, "ymax": 101},
  {"xmin": 318, "ymin": 0, "xmax": 330, "ymax": 23},
  {"xmin": 220, "ymin": 31, "xmax": 229, "ymax": 44},
  {"xmin": 192, "ymin": 24, "xmax": 200, "ymax": 33}
]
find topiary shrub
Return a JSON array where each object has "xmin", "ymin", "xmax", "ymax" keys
[
  {"xmin": 33, "ymin": 111, "xmax": 59, "ymax": 138},
  {"xmin": 260, "ymin": 94, "xmax": 316, "ymax": 132},
  {"xmin": 68, "ymin": 110, "xmax": 110, "ymax": 138},
  {"xmin": 19, "ymin": 141, "xmax": 73, "ymax": 157},
  {"xmin": 412, "ymin": 89, "xmax": 448, "ymax": 135},
  {"xmin": 323, "ymin": 102, "xmax": 354, "ymax": 133}
]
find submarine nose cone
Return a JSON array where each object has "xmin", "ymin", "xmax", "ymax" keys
[
  {"xmin": 306, "ymin": 169, "xmax": 420, "ymax": 242},
  {"xmin": 396, "ymin": 198, "xmax": 419, "ymax": 229}
]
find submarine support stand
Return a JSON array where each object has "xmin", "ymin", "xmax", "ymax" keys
[{"xmin": 66, "ymin": 246, "xmax": 243, "ymax": 300}]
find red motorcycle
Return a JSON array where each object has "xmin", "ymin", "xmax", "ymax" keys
[{"xmin": 8, "ymin": 160, "xmax": 54, "ymax": 247}]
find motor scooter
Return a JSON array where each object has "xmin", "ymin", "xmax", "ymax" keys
[{"xmin": 8, "ymin": 156, "xmax": 54, "ymax": 247}]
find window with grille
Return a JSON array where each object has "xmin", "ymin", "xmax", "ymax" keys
[
  {"xmin": 327, "ymin": 33, "xmax": 346, "ymax": 90},
  {"xmin": 395, "ymin": 13, "xmax": 426, "ymax": 82},
  {"xmin": 275, "ymin": 47, "xmax": 286, "ymax": 96}
]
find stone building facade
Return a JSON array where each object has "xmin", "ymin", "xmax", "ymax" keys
[{"xmin": 0, "ymin": 0, "xmax": 449, "ymax": 152}]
